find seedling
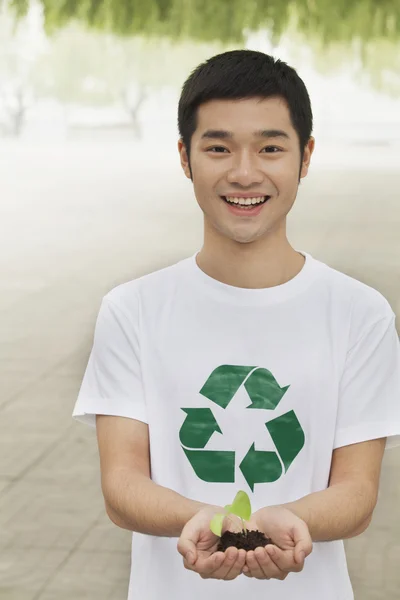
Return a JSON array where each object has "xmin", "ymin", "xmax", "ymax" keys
[
  {"xmin": 210, "ymin": 490, "xmax": 273, "ymax": 552},
  {"xmin": 210, "ymin": 490, "xmax": 251, "ymax": 537}
]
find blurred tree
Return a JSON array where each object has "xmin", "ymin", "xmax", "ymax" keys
[
  {"xmin": 6, "ymin": 0, "xmax": 399, "ymax": 97},
  {"xmin": 6, "ymin": 0, "xmax": 399, "ymax": 46},
  {"xmin": 0, "ymin": 7, "xmax": 39, "ymax": 136},
  {"xmin": 0, "ymin": 83, "xmax": 32, "ymax": 135},
  {"xmin": 31, "ymin": 23, "xmax": 230, "ymax": 135},
  {"xmin": 285, "ymin": 28, "xmax": 400, "ymax": 98}
]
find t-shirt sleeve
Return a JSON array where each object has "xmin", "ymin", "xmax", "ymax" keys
[
  {"xmin": 72, "ymin": 292, "xmax": 147, "ymax": 428},
  {"xmin": 334, "ymin": 312, "xmax": 400, "ymax": 450}
]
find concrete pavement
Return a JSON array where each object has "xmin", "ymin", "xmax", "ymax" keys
[{"xmin": 1, "ymin": 141, "xmax": 399, "ymax": 599}]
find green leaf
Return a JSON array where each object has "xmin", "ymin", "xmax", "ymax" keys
[
  {"xmin": 210, "ymin": 512, "xmax": 225, "ymax": 537},
  {"xmin": 229, "ymin": 490, "xmax": 251, "ymax": 521}
]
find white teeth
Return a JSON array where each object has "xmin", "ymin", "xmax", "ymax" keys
[{"xmin": 225, "ymin": 196, "xmax": 266, "ymax": 206}]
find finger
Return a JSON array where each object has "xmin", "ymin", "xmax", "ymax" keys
[
  {"xmin": 245, "ymin": 550, "xmax": 270, "ymax": 580},
  {"xmin": 183, "ymin": 550, "xmax": 225, "ymax": 575},
  {"xmin": 180, "ymin": 549, "xmax": 197, "ymax": 567},
  {"xmin": 292, "ymin": 521, "xmax": 313, "ymax": 563},
  {"xmin": 177, "ymin": 527, "xmax": 198, "ymax": 564},
  {"xmin": 223, "ymin": 548, "xmax": 246, "ymax": 581},
  {"xmin": 266, "ymin": 546, "xmax": 302, "ymax": 574},
  {"xmin": 293, "ymin": 548, "xmax": 306, "ymax": 571},
  {"xmin": 183, "ymin": 556, "xmax": 196, "ymax": 572},
  {"xmin": 206, "ymin": 547, "xmax": 239, "ymax": 580},
  {"xmin": 204, "ymin": 551, "xmax": 226, "ymax": 575},
  {"xmin": 255, "ymin": 546, "xmax": 287, "ymax": 580}
]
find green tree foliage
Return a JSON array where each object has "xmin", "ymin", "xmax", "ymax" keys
[
  {"xmin": 6, "ymin": 0, "xmax": 399, "ymax": 46},
  {"xmin": 4, "ymin": 0, "xmax": 399, "ymax": 97}
]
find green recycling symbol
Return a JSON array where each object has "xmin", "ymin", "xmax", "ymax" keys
[{"xmin": 179, "ymin": 365, "xmax": 305, "ymax": 491}]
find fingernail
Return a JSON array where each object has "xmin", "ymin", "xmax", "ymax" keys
[
  {"xmin": 297, "ymin": 551, "xmax": 305, "ymax": 563},
  {"xmin": 187, "ymin": 552, "xmax": 194, "ymax": 564}
]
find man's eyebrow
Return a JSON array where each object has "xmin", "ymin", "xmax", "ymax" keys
[{"xmin": 200, "ymin": 129, "xmax": 290, "ymax": 140}]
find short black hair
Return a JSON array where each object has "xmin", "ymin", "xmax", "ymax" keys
[{"xmin": 178, "ymin": 49, "xmax": 313, "ymax": 177}]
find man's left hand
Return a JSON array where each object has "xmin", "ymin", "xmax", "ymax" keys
[{"xmin": 242, "ymin": 506, "xmax": 313, "ymax": 580}]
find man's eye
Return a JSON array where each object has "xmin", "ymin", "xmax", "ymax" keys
[
  {"xmin": 261, "ymin": 146, "xmax": 281, "ymax": 153},
  {"xmin": 207, "ymin": 146, "xmax": 228, "ymax": 153},
  {"xmin": 207, "ymin": 146, "xmax": 281, "ymax": 153}
]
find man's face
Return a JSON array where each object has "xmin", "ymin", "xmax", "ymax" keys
[{"xmin": 178, "ymin": 96, "xmax": 314, "ymax": 244}]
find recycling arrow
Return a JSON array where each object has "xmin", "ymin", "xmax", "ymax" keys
[
  {"xmin": 182, "ymin": 448, "xmax": 235, "ymax": 482},
  {"xmin": 239, "ymin": 443, "xmax": 283, "ymax": 491},
  {"xmin": 266, "ymin": 410, "xmax": 305, "ymax": 472},
  {"xmin": 199, "ymin": 365, "xmax": 289, "ymax": 410},
  {"xmin": 200, "ymin": 365, "xmax": 255, "ymax": 408},
  {"xmin": 238, "ymin": 411, "xmax": 305, "ymax": 491},
  {"xmin": 179, "ymin": 408, "xmax": 222, "ymax": 448},
  {"xmin": 245, "ymin": 368, "xmax": 290, "ymax": 410}
]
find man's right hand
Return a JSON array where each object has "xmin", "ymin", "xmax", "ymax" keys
[{"xmin": 177, "ymin": 506, "xmax": 246, "ymax": 580}]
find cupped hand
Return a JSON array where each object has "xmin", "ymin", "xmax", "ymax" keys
[
  {"xmin": 242, "ymin": 506, "xmax": 313, "ymax": 580},
  {"xmin": 177, "ymin": 506, "xmax": 246, "ymax": 580}
]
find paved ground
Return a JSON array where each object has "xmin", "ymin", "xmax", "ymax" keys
[{"xmin": 0, "ymin": 140, "xmax": 399, "ymax": 599}]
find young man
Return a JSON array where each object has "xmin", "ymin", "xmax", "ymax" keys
[{"xmin": 73, "ymin": 50, "xmax": 400, "ymax": 599}]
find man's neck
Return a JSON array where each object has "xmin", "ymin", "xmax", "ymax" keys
[{"xmin": 196, "ymin": 233, "xmax": 305, "ymax": 290}]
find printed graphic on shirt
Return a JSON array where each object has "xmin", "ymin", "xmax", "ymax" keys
[{"xmin": 179, "ymin": 365, "xmax": 305, "ymax": 491}]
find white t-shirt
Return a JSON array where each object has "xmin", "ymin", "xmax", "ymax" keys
[{"xmin": 73, "ymin": 251, "xmax": 400, "ymax": 600}]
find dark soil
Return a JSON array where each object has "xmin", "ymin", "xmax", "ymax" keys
[{"xmin": 217, "ymin": 529, "xmax": 273, "ymax": 552}]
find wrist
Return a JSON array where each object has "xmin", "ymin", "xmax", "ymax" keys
[
  {"xmin": 183, "ymin": 499, "xmax": 208, "ymax": 519},
  {"xmin": 254, "ymin": 504, "xmax": 308, "ymax": 526},
  {"xmin": 182, "ymin": 501, "xmax": 219, "ymax": 525},
  {"xmin": 254, "ymin": 504, "xmax": 279, "ymax": 518},
  {"xmin": 280, "ymin": 501, "xmax": 307, "ymax": 522}
]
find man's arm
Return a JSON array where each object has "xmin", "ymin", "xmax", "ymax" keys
[
  {"xmin": 96, "ymin": 415, "xmax": 207, "ymax": 537},
  {"xmin": 283, "ymin": 438, "xmax": 386, "ymax": 542}
]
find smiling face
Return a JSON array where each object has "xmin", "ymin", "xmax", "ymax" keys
[{"xmin": 178, "ymin": 96, "xmax": 314, "ymax": 245}]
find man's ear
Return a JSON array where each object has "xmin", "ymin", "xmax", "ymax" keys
[
  {"xmin": 300, "ymin": 137, "xmax": 315, "ymax": 180},
  {"xmin": 178, "ymin": 138, "xmax": 192, "ymax": 180}
]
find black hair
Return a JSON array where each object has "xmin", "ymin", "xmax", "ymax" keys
[{"xmin": 178, "ymin": 49, "xmax": 313, "ymax": 179}]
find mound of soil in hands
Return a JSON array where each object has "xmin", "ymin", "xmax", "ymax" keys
[{"xmin": 217, "ymin": 530, "xmax": 273, "ymax": 552}]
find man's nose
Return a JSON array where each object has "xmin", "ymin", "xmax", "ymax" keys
[{"xmin": 226, "ymin": 151, "xmax": 264, "ymax": 187}]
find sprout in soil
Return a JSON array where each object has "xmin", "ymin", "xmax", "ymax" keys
[{"xmin": 210, "ymin": 490, "xmax": 251, "ymax": 537}]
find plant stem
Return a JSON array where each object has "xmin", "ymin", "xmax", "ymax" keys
[{"xmin": 241, "ymin": 518, "xmax": 247, "ymax": 534}]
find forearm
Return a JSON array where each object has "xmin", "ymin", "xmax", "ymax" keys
[
  {"xmin": 103, "ymin": 467, "xmax": 207, "ymax": 537},
  {"xmin": 283, "ymin": 481, "xmax": 377, "ymax": 542}
]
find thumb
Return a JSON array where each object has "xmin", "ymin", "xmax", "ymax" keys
[
  {"xmin": 293, "ymin": 521, "xmax": 313, "ymax": 564},
  {"xmin": 177, "ymin": 522, "xmax": 199, "ymax": 564}
]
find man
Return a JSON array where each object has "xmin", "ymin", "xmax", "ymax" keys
[{"xmin": 72, "ymin": 50, "xmax": 400, "ymax": 599}]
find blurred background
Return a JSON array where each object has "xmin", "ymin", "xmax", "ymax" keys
[{"xmin": 0, "ymin": 1, "xmax": 399, "ymax": 599}]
